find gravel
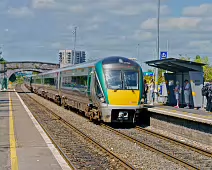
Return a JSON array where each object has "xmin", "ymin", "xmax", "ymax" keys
[
  {"xmin": 117, "ymin": 128, "xmax": 212, "ymax": 169},
  {"xmin": 144, "ymin": 126, "xmax": 212, "ymax": 153},
  {"xmin": 21, "ymin": 85, "xmax": 186, "ymax": 170},
  {"xmin": 19, "ymin": 92, "xmax": 124, "ymax": 170}
]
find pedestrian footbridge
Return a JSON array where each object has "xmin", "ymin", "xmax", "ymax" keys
[{"xmin": 0, "ymin": 61, "xmax": 59, "ymax": 89}]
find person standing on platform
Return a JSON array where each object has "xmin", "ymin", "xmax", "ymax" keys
[
  {"xmin": 184, "ymin": 80, "xmax": 191, "ymax": 109},
  {"xmin": 149, "ymin": 79, "xmax": 155, "ymax": 105},
  {"xmin": 143, "ymin": 80, "xmax": 148, "ymax": 104},
  {"xmin": 174, "ymin": 81, "xmax": 181, "ymax": 108},
  {"xmin": 202, "ymin": 82, "xmax": 210, "ymax": 112},
  {"xmin": 206, "ymin": 81, "xmax": 212, "ymax": 112}
]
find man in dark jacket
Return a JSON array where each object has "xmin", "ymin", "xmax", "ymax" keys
[
  {"xmin": 207, "ymin": 81, "xmax": 212, "ymax": 112},
  {"xmin": 203, "ymin": 81, "xmax": 212, "ymax": 112}
]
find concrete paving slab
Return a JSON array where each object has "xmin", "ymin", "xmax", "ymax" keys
[
  {"xmin": 0, "ymin": 90, "xmax": 71, "ymax": 170},
  {"xmin": 10, "ymin": 91, "xmax": 64, "ymax": 170},
  {"xmin": 17, "ymin": 147, "xmax": 61, "ymax": 170}
]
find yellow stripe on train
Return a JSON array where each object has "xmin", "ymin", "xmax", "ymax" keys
[{"xmin": 107, "ymin": 90, "xmax": 140, "ymax": 106}]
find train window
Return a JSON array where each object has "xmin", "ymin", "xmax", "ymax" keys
[
  {"xmin": 104, "ymin": 69, "xmax": 139, "ymax": 90},
  {"xmin": 62, "ymin": 76, "xmax": 87, "ymax": 89},
  {"xmin": 35, "ymin": 78, "xmax": 41, "ymax": 84},
  {"xmin": 95, "ymin": 80, "xmax": 103, "ymax": 98},
  {"xmin": 62, "ymin": 76, "xmax": 72, "ymax": 87},
  {"xmin": 104, "ymin": 70, "xmax": 122, "ymax": 89},
  {"xmin": 123, "ymin": 71, "xmax": 139, "ymax": 90},
  {"xmin": 44, "ymin": 78, "xmax": 55, "ymax": 86}
]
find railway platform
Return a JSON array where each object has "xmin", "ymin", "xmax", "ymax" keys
[
  {"xmin": 145, "ymin": 104, "xmax": 212, "ymax": 125},
  {"xmin": 142, "ymin": 104, "xmax": 212, "ymax": 145},
  {"xmin": 0, "ymin": 90, "xmax": 71, "ymax": 170}
]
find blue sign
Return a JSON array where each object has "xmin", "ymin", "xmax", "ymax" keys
[
  {"xmin": 143, "ymin": 72, "xmax": 154, "ymax": 76},
  {"xmin": 160, "ymin": 51, "xmax": 168, "ymax": 60}
]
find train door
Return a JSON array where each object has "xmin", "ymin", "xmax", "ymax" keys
[{"xmin": 87, "ymin": 68, "xmax": 94, "ymax": 102}]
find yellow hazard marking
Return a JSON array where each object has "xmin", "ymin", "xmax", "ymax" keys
[{"xmin": 9, "ymin": 93, "xmax": 19, "ymax": 170}]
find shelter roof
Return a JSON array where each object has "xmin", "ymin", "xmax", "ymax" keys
[{"xmin": 145, "ymin": 58, "xmax": 205, "ymax": 72}]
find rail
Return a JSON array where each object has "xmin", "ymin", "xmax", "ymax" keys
[
  {"xmin": 136, "ymin": 126, "xmax": 212, "ymax": 158},
  {"xmin": 16, "ymin": 84, "xmax": 136, "ymax": 170},
  {"xmin": 101, "ymin": 123, "xmax": 202, "ymax": 170}
]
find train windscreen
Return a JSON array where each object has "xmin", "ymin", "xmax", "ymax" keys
[{"xmin": 104, "ymin": 70, "xmax": 139, "ymax": 90}]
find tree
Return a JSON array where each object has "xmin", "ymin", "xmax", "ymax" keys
[
  {"xmin": 158, "ymin": 69, "xmax": 165, "ymax": 84},
  {"xmin": 194, "ymin": 55, "xmax": 212, "ymax": 82},
  {"xmin": 0, "ymin": 57, "xmax": 6, "ymax": 64},
  {"xmin": 180, "ymin": 55, "xmax": 212, "ymax": 82},
  {"xmin": 179, "ymin": 54, "xmax": 190, "ymax": 61}
]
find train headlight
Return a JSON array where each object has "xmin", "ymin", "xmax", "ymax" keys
[
  {"xmin": 118, "ymin": 111, "xmax": 128, "ymax": 118},
  {"xmin": 100, "ymin": 97, "xmax": 105, "ymax": 103}
]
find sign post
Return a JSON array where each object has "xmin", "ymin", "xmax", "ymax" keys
[{"xmin": 160, "ymin": 51, "xmax": 168, "ymax": 60}]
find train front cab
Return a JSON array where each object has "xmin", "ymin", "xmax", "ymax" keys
[{"xmin": 95, "ymin": 57, "xmax": 143, "ymax": 123}]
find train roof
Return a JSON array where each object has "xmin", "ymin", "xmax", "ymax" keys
[
  {"xmin": 37, "ymin": 59, "xmax": 98, "ymax": 76},
  {"xmin": 33, "ymin": 56, "xmax": 140, "ymax": 76}
]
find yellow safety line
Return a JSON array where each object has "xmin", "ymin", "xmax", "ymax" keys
[{"xmin": 9, "ymin": 92, "xmax": 19, "ymax": 170}]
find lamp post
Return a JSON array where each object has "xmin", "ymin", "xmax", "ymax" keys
[
  {"xmin": 73, "ymin": 26, "xmax": 77, "ymax": 64},
  {"xmin": 155, "ymin": 0, "xmax": 160, "ymax": 102},
  {"xmin": 137, "ymin": 43, "xmax": 140, "ymax": 66}
]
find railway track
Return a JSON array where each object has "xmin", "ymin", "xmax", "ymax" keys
[
  {"xmin": 17, "ymin": 84, "xmax": 212, "ymax": 169},
  {"xmin": 15, "ymin": 84, "xmax": 136, "ymax": 170},
  {"xmin": 101, "ymin": 124, "xmax": 212, "ymax": 170}
]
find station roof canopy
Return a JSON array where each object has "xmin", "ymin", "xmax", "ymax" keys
[{"xmin": 145, "ymin": 58, "xmax": 206, "ymax": 72}]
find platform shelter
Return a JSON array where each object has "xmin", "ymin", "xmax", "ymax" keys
[{"xmin": 145, "ymin": 58, "xmax": 205, "ymax": 108}]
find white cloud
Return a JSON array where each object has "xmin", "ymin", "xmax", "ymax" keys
[
  {"xmin": 132, "ymin": 30, "xmax": 153, "ymax": 41},
  {"xmin": 32, "ymin": 0, "xmax": 56, "ymax": 9},
  {"xmin": 141, "ymin": 17, "xmax": 202, "ymax": 31},
  {"xmin": 182, "ymin": 3, "xmax": 212, "ymax": 17},
  {"xmin": 4, "ymin": 1, "xmax": 212, "ymax": 65},
  {"xmin": 110, "ymin": 3, "xmax": 170, "ymax": 16},
  {"xmin": 88, "ymin": 15, "xmax": 107, "ymax": 24},
  {"xmin": 85, "ymin": 24, "xmax": 99, "ymax": 31},
  {"xmin": 51, "ymin": 42, "xmax": 63, "ymax": 48},
  {"xmin": 188, "ymin": 40, "xmax": 211, "ymax": 47},
  {"xmin": 69, "ymin": 4, "xmax": 87, "ymax": 14},
  {"xmin": 7, "ymin": 7, "xmax": 33, "ymax": 18}
]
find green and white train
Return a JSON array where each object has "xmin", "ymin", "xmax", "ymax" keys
[{"xmin": 25, "ymin": 56, "xmax": 144, "ymax": 123}]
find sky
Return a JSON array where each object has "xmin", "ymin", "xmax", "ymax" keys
[{"xmin": 0, "ymin": 0, "xmax": 212, "ymax": 70}]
